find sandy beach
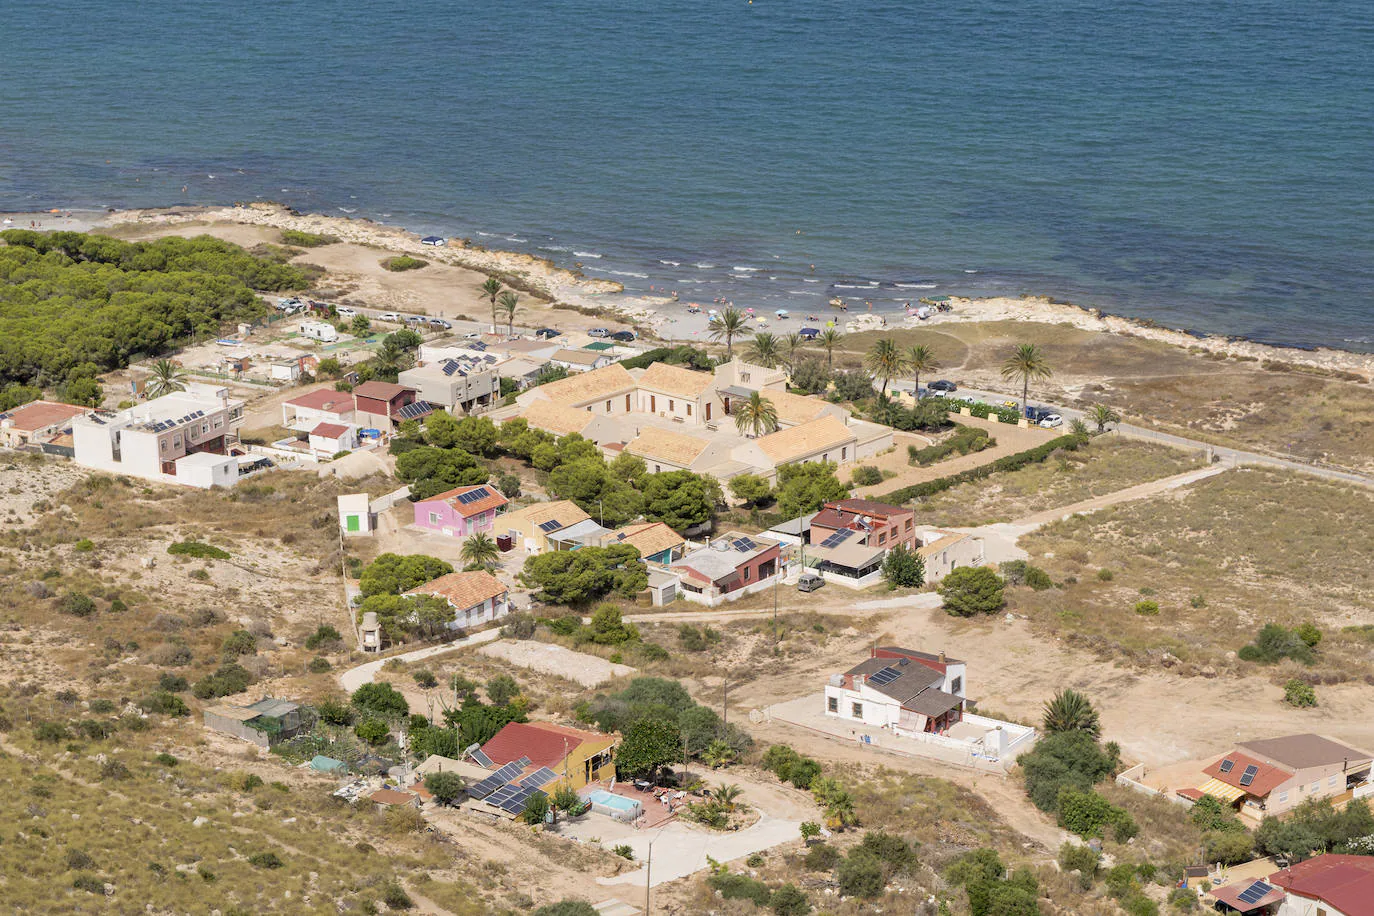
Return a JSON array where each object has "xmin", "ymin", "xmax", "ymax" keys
[{"xmin": 6, "ymin": 202, "xmax": 1372, "ymax": 381}]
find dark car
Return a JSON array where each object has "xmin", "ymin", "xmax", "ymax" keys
[
  {"xmin": 610, "ymin": 330, "xmax": 636, "ymax": 342},
  {"xmin": 929, "ymin": 380, "xmax": 958, "ymax": 393},
  {"xmin": 1024, "ymin": 406, "xmax": 1050, "ymax": 422},
  {"xmin": 535, "ymin": 328, "xmax": 562, "ymax": 340}
]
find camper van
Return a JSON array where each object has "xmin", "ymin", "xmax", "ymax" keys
[{"xmin": 300, "ymin": 321, "xmax": 339, "ymax": 343}]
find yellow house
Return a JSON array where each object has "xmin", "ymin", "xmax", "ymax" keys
[
  {"xmin": 499, "ymin": 500, "xmax": 592, "ymax": 553},
  {"xmin": 480, "ymin": 721, "xmax": 616, "ymax": 791}
]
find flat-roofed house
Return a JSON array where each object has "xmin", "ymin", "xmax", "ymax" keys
[
  {"xmin": 406, "ymin": 570, "xmax": 510, "ymax": 629},
  {"xmin": 670, "ymin": 531, "xmax": 782, "ymax": 606},
  {"xmin": 412, "ymin": 484, "xmax": 509, "ymax": 539},
  {"xmin": 0, "ymin": 400, "xmax": 91, "ymax": 448},
  {"xmin": 916, "ymin": 528, "xmax": 987, "ymax": 584},
  {"xmin": 399, "ymin": 355, "xmax": 501, "ymax": 414},
  {"xmin": 501, "ymin": 500, "xmax": 593, "ymax": 554}
]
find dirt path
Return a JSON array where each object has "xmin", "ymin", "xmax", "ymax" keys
[{"xmin": 853, "ymin": 413, "xmax": 1054, "ymax": 498}]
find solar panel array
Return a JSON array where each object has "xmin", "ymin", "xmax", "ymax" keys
[
  {"xmin": 1236, "ymin": 881, "xmax": 1274, "ymax": 905},
  {"xmin": 469, "ymin": 341, "xmax": 487, "ymax": 351},
  {"xmin": 538, "ymin": 519, "xmax": 563, "ymax": 532},
  {"xmin": 469, "ymin": 748, "xmax": 493, "ymax": 767},
  {"xmin": 868, "ymin": 666, "xmax": 902, "ymax": 686},
  {"xmin": 397, "ymin": 400, "xmax": 435, "ymax": 420},
  {"xmin": 456, "ymin": 487, "xmax": 491, "ymax": 504},
  {"xmin": 466, "ymin": 757, "xmax": 533, "ymax": 798},
  {"xmin": 441, "ymin": 360, "xmax": 466, "ymax": 377},
  {"xmin": 819, "ymin": 528, "xmax": 854, "ymax": 549},
  {"xmin": 519, "ymin": 767, "xmax": 558, "ymax": 789},
  {"xmin": 487, "ymin": 784, "xmax": 547, "ymax": 816},
  {"xmin": 1239, "ymin": 764, "xmax": 1259, "ymax": 787},
  {"xmin": 1218, "ymin": 758, "xmax": 1234, "ymax": 774},
  {"xmin": 732, "ymin": 537, "xmax": 758, "ymax": 553}
]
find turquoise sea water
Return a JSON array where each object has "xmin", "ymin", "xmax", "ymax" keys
[{"xmin": 2, "ymin": 0, "xmax": 1371, "ymax": 350}]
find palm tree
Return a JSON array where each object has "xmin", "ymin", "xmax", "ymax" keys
[
  {"xmin": 702, "ymin": 739, "xmax": 737, "ymax": 769},
  {"xmin": 481, "ymin": 277, "xmax": 503, "ymax": 327},
  {"xmin": 904, "ymin": 344, "xmax": 939, "ymax": 399},
  {"xmin": 733, "ymin": 392, "xmax": 779, "ymax": 438},
  {"xmin": 824, "ymin": 793, "xmax": 857, "ymax": 829},
  {"xmin": 817, "ymin": 328, "xmax": 842, "ymax": 368},
  {"xmin": 372, "ymin": 339, "xmax": 414, "ymax": 379},
  {"xmin": 1001, "ymin": 343, "xmax": 1053, "ymax": 415},
  {"xmin": 1089, "ymin": 403, "xmax": 1121, "ymax": 433},
  {"xmin": 747, "ymin": 332, "xmax": 780, "ymax": 368},
  {"xmin": 497, "ymin": 290, "xmax": 519, "ymax": 338},
  {"xmin": 708, "ymin": 307, "xmax": 752, "ymax": 357},
  {"xmin": 780, "ymin": 332, "xmax": 806, "ymax": 372},
  {"xmin": 460, "ymin": 532, "xmax": 500, "ymax": 569},
  {"xmin": 862, "ymin": 338, "xmax": 906, "ymax": 397},
  {"xmin": 714, "ymin": 783, "xmax": 744, "ymax": 811},
  {"xmin": 1042, "ymin": 688, "xmax": 1101, "ymax": 739},
  {"xmin": 145, "ymin": 358, "xmax": 187, "ymax": 399}
]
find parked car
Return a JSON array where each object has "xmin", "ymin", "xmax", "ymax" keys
[
  {"xmin": 463, "ymin": 331, "xmax": 482, "ymax": 339},
  {"xmin": 428, "ymin": 317, "xmax": 452, "ymax": 329},
  {"xmin": 377, "ymin": 312, "xmax": 402, "ymax": 323},
  {"xmin": 406, "ymin": 315, "xmax": 428, "ymax": 325},
  {"xmin": 1039, "ymin": 414, "xmax": 1064, "ymax": 428},
  {"xmin": 929, "ymin": 380, "xmax": 957, "ymax": 393},
  {"xmin": 420, "ymin": 236, "xmax": 446, "ymax": 247},
  {"xmin": 535, "ymin": 328, "xmax": 561, "ymax": 340},
  {"xmin": 335, "ymin": 306, "xmax": 357, "ymax": 317},
  {"xmin": 588, "ymin": 328, "xmax": 611, "ymax": 338},
  {"xmin": 610, "ymin": 330, "xmax": 636, "ymax": 342},
  {"xmin": 1024, "ymin": 406, "xmax": 1050, "ymax": 422},
  {"xmin": 797, "ymin": 573, "xmax": 825, "ymax": 593}
]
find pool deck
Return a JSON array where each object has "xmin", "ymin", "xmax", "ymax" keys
[{"xmin": 586, "ymin": 782, "xmax": 678, "ymax": 828}]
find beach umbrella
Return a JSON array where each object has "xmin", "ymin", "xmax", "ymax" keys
[{"xmin": 775, "ymin": 309, "xmax": 788, "ymax": 316}]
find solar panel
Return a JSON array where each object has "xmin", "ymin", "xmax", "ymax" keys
[
  {"xmin": 490, "ymin": 760, "xmax": 526, "ymax": 783},
  {"xmin": 469, "ymin": 749, "xmax": 493, "ymax": 768},
  {"xmin": 397, "ymin": 400, "xmax": 435, "ymax": 420},
  {"xmin": 487, "ymin": 784, "xmax": 519, "ymax": 806},
  {"xmin": 732, "ymin": 537, "xmax": 758, "ymax": 553},
  {"xmin": 469, "ymin": 341, "xmax": 487, "ymax": 351},
  {"xmin": 538, "ymin": 519, "xmax": 562, "ymax": 532},
  {"xmin": 1239, "ymin": 764, "xmax": 1258, "ymax": 787},
  {"xmin": 819, "ymin": 529, "xmax": 854, "ymax": 549},
  {"xmin": 1218, "ymin": 759, "xmax": 1234, "ymax": 774},
  {"xmin": 456, "ymin": 487, "xmax": 490, "ymax": 504},
  {"xmin": 520, "ymin": 767, "xmax": 558, "ymax": 789},
  {"xmin": 1236, "ymin": 880, "xmax": 1273, "ymax": 905},
  {"xmin": 442, "ymin": 360, "xmax": 460, "ymax": 376},
  {"xmin": 468, "ymin": 774, "xmax": 505, "ymax": 799},
  {"xmin": 868, "ymin": 666, "xmax": 902, "ymax": 686}
]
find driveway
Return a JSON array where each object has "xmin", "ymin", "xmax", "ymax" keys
[
  {"xmin": 338, "ymin": 628, "xmax": 504, "ymax": 693},
  {"xmin": 477, "ymin": 640, "xmax": 635, "ymax": 688}
]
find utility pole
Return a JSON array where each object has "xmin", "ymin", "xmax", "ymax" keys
[
  {"xmin": 646, "ymin": 840, "xmax": 653, "ymax": 916},
  {"xmin": 772, "ymin": 571, "xmax": 779, "ymax": 650},
  {"xmin": 683, "ymin": 733, "xmax": 690, "ymax": 788},
  {"xmin": 722, "ymin": 676, "xmax": 728, "ymax": 729}
]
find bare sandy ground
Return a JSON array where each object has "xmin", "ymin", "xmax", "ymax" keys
[{"xmin": 477, "ymin": 640, "xmax": 635, "ymax": 688}]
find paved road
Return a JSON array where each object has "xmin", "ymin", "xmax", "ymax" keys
[
  {"xmin": 338, "ymin": 628, "xmax": 503, "ymax": 693},
  {"xmin": 893, "ymin": 380, "xmax": 1374, "ymax": 489}
]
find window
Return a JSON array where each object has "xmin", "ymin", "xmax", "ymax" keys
[
  {"xmin": 1329, "ymin": 775, "xmax": 1339, "ymax": 787},
  {"xmin": 828, "ymin": 696, "xmax": 838, "ymax": 713},
  {"xmin": 160, "ymin": 439, "xmax": 168, "ymax": 452},
  {"xmin": 625, "ymin": 394, "xmax": 631, "ymax": 410},
  {"xmin": 650, "ymin": 395, "xmax": 656, "ymax": 412},
  {"xmin": 1279, "ymin": 791, "xmax": 1288, "ymax": 804},
  {"xmin": 905, "ymin": 519, "xmax": 912, "ymax": 531},
  {"xmin": 706, "ymin": 403, "xmax": 712, "ymax": 421},
  {"xmin": 743, "ymin": 567, "xmax": 751, "ymax": 582},
  {"xmin": 1312, "ymin": 781, "xmax": 1321, "ymax": 793},
  {"xmin": 428, "ymin": 512, "xmax": 441, "ymax": 525},
  {"xmin": 669, "ymin": 400, "xmax": 675, "ymax": 412},
  {"xmin": 851, "ymin": 702, "xmax": 862, "ymax": 718},
  {"xmin": 841, "ymin": 446, "xmax": 847, "ymax": 460},
  {"xmin": 950, "ymin": 676, "xmax": 962, "ymax": 695},
  {"xmin": 605, "ymin": 400, "xmax": 611, "ymax": 412},
  {"xmin": 687, "ymin": 404, "xmax": 692, "ymax": 417}
]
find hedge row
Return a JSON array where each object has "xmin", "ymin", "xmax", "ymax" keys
[
  {"xmin": 925, "ymin": 395, "xmax": 1022, "ymax": 424},
  {"xmin": 881, "ymin": 433, "xmax": 1084, "ymax": 504}
]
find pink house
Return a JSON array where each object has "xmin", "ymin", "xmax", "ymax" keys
[{"xmin": 412, "ymin": 484, "xmax": 509, "ymax": 539}]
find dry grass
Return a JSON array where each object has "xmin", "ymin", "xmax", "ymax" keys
[
  {"xmin": 1014, "ymin": 466, "xmax": 1374, "ymax": 677},
  {"xmin": 912, "ymin": 437, "xmax": 1204, "ymax": 526}
]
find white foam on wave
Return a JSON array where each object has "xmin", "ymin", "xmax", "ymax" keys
[
  {"xmin": 965, "ymin": 269, "xmax": 978, "ymax": 274},
  {"xmin": 895, "ymin": 283, "xmax": 937, "ymax": 289},
  {"xmin": 802, "ymin": 278, "xmax": 821, "ymax": 283},
  {"xmin": 477, "ymin": 231, "xmax": 497, "ymax": 236},
  {"xmin": 659, "ymin": 260, "xmax": 682, "ymax": 266},
  {"xmin": 833, "ymin": 283, "xmax": 879, "ymax": 289},
  {"xmin": 695, "ymin": 263, "xmax": 716, "ymax": 269},
  {"xmin": 338, "ymin": 207, "xmax": 356, "ymax": 213},
  {"xmin": 574, "ymin": 251, "xmax": 603, "ymax": 259},
  {"xmin": 606, "ymin": 270, "xmax": 649, "ymax": 278},
  {"xmin": 506, "ymin": 236, "xmax": 527, "ymax": 243},
  {"xmin": 539, "ymin": 245, "xmax": 571, "ymax": 252},
  {"xmin": 733, "ymin": 266, "xmax": 760, "ymax": 272}
]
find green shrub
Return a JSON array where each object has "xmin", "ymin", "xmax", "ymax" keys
[
  {"xmin": 304, "ymin": 624, "xmax": 342, "ymax": 650},
  {"xmin": 191, "ymin": 663, "xmax": 254, "ymax": 700},
  {"xmin": 382, "ymin": 883, "xmax": 414, "ymax": 909},
  {"xmin": 154, "ymin": 752, "xmax": 179, "ymax": 767},
  {"xmin": 59, "ymin": 591, "xmax": 96, "ymax": 617},
  {"xmin": 1058, "ymin": 842, "xmax": 1100, "ymax": 889},
  {"xmin": 803, "ymin": 843, "xmax": 841, "ymax": 871},
  {"xmin": 247, "ymin": 851, "xmax": 283, "ymax": 869},
  {"xmin": 142, "ymin": 691, "xmax": 189, "ymax": 717},
  {"xmin": 355, "ymin": 719, "xmax": 390, "ymax": 745},
  {"xmin": 910, "ymin": 424, "xmax": 993, "ymax": 465},
  {"xmin": 1134, "ymin": 600, "xmax": 1160, "ymax": 616},
  {"xmin": 1097, "ymin": 568, "xmax": 1114, "ymax": 581},
  {"xmin": 613, "ymin": 844, "xmax": 633, "ymax": 860},
  {"xmin": 881, "ymin": 543, "xmax": 926, "ymax": 588},
  {"xmin": 383, "ymin": 256, "xmax": 428, "ymax": 272},
  {"xmin": 1295, "ymin": 622, "xmax": 1322, "ymax": 647},
  {"xmin": 168, "ymin": 541, "xmax": 231, "ymax": 560},
  {"xmin": 1239, "ymin": 624, "xmax": 1314, "ymax": 665},
  {"xmin": 771, "ymin": 884, "xmax": 812, "ymax": 916},
  {"xmin": 836, "ymin": 850, "xmax": 885, "ymax": 898},
  {"xmin": 221, "ymin": 629, "xmax": 257, "ymax": 658},
  {"xmin": 1284, "ymin": 679, "xmax": 1317, "ymax": 707},
  {"xmin": 850, "ymin": 465, "xmax": 883, "ymax": 486},
  {"xmin": 71, "ymin": 874, "xmax": 106, "ymax": 894},
  {"xmin": 882, "ymin": 433, "xmax": 1084, "ymax": 503},
  {"xmin": 280, "ymin": 229, "xmax": 337, "ymax": 247},
  {"xmin": 1057, "ymin": 788, "xmax": 1137, "ymax": 841},
  {"xmin": 74, "ymin": 538, "xmax": 94, "ymax": 552},
  {"xmin": 708, "ymin": 871, "xmax": 773, "ymax": 905},
  {"xmin": 938, "ymin": 566, "xmax": 1005, "ymax": 617}
]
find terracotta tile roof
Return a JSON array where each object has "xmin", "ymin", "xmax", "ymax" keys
[
  {"xmin": 310, "ymin": 422, "xmax": 350, "ymax": 439},
  {"xmin": 525, "ymin": 721, "xmax": 613, "ymax": 745},
  {"xmin": 533, "ymin": 363, "xmax": 635, "ymax": 407},
  {"xmin": 754, "ymin": 415, "xmax": 855, "ymax": 464},
  {"xmin": 1239, "ymin": 734, "xmax": 1374, "ymax": 770},
  {"xmin": 480, "ymin": 722, "xmax": 600, "ymax": 770},
  {"xmin": 1271, "ymin": 854, "xmax": 1374, "ymax": 913},
  {"xmin": 917, "ymin": 533, "xmax": 969, "ymax": 557},
  {"xmin": 284, "ymin": 388, "xmax": 354, "ymax": 414},
  {"xmin": 831, "ymin": 498, "xmax": 909, "ymax": 517},
  {"xmin": 637, "ymin": 362, "xmax": 714, "ymax": 399},
  {"xmin": 353, "ymin": 380, "xmax": 411, "ymax": 401},
  {"xmin": 406, "ymin": 571, "xmax": 507, "ymax": 612},
  {"xmin": 625, "ymin": 427, "xmax": 711, "ymax": 467},
  {"xmin": 368, "ymin": 788, "xmax": 417, "ymax": 806},
  {"xmin": 0, "ymin": 400, "xmax": 89, "ymax": 432},
  {"xmin": 422, "ymin": 484, "xmax": 509, "ymax": 518},
  {"xmin": 605, "ymin": 522, "xmax": 685, "ymax": 558},
  {"xmin": 522, "ymin": 399, "xmax": 596, "ymax": 437},
  {"xmin": 1202, "ymin": 751, "xmax": 1292, "ymax": 797},
  {"xmin": 503, "ymin": 500, "xmax": 590, "ymax": 533},
  {"xmin": 764, "ymin": 389, "xmax": 832, "ymax": 426}
]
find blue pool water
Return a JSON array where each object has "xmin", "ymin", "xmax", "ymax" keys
[
  {"xmin": 2, "ymin": 0, "xmax": 1371, "ymax": 350},
  {"xmin": 586, "ymin": 790, "xmax": 639, "ymax": 813}
]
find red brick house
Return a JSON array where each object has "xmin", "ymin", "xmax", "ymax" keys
[
  {"xmin": 352, "ymin": 381, "xmax": 432, "ymax": 432},
  {"xmin": 809, "ymin": 498, "xmax": 916, "ymax": 552}
]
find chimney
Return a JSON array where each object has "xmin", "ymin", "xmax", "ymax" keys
[{"xmin": 938, "ymin": 651, "xmax": 946, "ymax": 664}]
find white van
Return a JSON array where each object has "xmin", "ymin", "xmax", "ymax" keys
[{"xmin": 300, "ymin": 320, "xmax": 339, "ymax": 343}]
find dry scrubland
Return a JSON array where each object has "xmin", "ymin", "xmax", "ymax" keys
[
  {"xmin": 840, "ymin": 321, "xmax": 1374, "ymax": 472},
  {"xmin": 911, "ymin": 437, "xmax": 1205, "ymax": 526},
  {"xmin": 1015, "ymin": 466, "xmax": 1374, "ymax": 678}
]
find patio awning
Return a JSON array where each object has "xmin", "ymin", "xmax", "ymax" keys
[
  {"xmin": 720, "ymin": 385, "xmax": 754, "ymax": 399},
  {"xmin": 1196, "ymin": 778, "xmax": 1246, "ymax": 803}
]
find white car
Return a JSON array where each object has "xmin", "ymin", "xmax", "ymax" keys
[
  {"xmin": 1039, "ymin": 414, "xmax": 1064, "ymax": 428},
  {"xmin": 463, "ymin": 331, "xmax": 481, "ymax": 339},
  {"xmin": 377, "ymin": 312, "xmax": 402, "ymax": 323},
  {"xmin": 336, "ymin": 306, "xmax": 357, "ymax": 317}
]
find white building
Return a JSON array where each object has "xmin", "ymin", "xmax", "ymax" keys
[
  {"xmin": 337, "ymin": 493, "xmax": 373, "ymax": 537},
  {"xmin": 72, "ymin": 384, "xmax": 246, "ymax": 488},
  {"xmin": 399, "ymin": 354, "xmax": 502, "ymax": 414},
  {"xmin": 300, "ymin": 321, "xmax": 338, "ymax": 343}
]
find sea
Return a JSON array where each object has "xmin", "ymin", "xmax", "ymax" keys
[{"xmin": 2, "ymin": 0, "xmax": 1371, "ymax": 351}]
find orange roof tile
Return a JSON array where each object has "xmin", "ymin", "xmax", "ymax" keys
[
  {"xmin": 406, "ymin": 571, "xmax": 508, "ymax": 612},
  {"xmin": 0, "ymin": 400, "xmax": 89, "ymax": 432},
  {"xmin": 422, "ymin": 484, "xmax": 509, "ymax": 518}
]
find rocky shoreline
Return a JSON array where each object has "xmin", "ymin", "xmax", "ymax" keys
[{"xmin": 44, "ymin": 203, "xmax": 1373, "ymax": 382}]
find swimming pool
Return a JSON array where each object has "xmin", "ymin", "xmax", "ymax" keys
[{"xmin": 585, "ymin": 789, "xmax": 642, "ymax": 821}]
